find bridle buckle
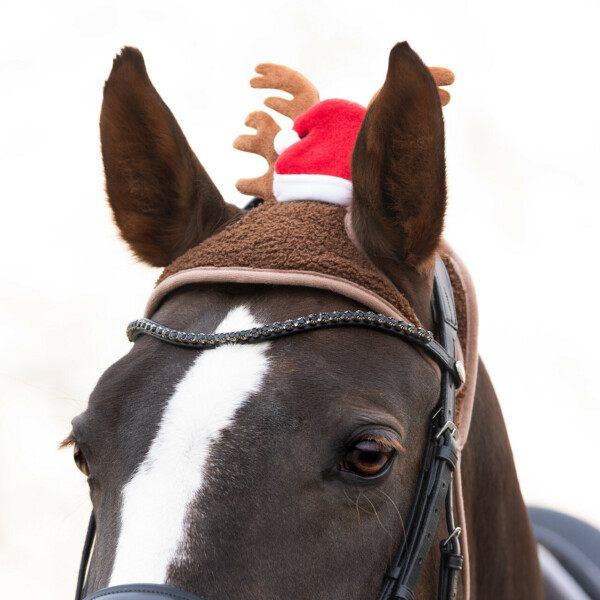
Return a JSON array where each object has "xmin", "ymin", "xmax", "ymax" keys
[
  {"xmin": 441, "ymin": 526, "xmax": 462, "ymax": 549},
  {"xmin": 435, "ymin": 420, "xmax": 458, "ymax": 441}
]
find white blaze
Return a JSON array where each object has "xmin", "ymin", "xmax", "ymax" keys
[{"xmin": 109, "ymin": 306, "xmax": 269, "ymax": 585}]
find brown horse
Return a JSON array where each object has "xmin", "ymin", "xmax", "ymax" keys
[{"xmin": 65, "ymin": 43, "xmax": 543, "ymax": 599}]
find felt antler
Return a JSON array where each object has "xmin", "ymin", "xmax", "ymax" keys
[
  {"xmin": 368, "ymin": 66, "xmax": 455, "ymax": 108},
  {"xmin": 234, "ymin": 64, "xmax": 320, "ymax": 201},
  {"xmin": 233, "ymin": 110, "xmax": 281, "ymax": 201},
  {"xmin": 252, "ymin": 63, "xmax": 321, "ymax": 120},
  {"xmin": 429, "ymin": 66, "xmax": 455, "ymax": 106},
  {"xmin": 233, "ymin": 62, "xmax": 454, "ymax": 201}
]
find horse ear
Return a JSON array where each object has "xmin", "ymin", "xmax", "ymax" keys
[
  {"xmin": 100, "ymin": 47, "xmax": 241, "ymax": 266},
  {"xmin": 351, "ymin": 42, "xmax": 446, "ymax": 276}
]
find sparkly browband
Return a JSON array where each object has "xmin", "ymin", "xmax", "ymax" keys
[
  {"xmin": 126, "ymin": 310, "xmax": 465, "ymax": 386},
  {"xmin": 127, "ymin": 310, "xmax": 433, "ymax": 346}
]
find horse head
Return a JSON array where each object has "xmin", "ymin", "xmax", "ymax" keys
[{"xmin": 66, "ymin": 43, "xmax": 542, "ymax": 599}]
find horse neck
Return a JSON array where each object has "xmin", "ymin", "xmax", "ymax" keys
[{"xmin": 461, "ymin": 359, "xmax": 543, "ymax": 598}]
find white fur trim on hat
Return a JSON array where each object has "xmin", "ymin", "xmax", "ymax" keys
[
  {"xmin": 274, "ymin": 128, "xmax": 301, "ymax": 155},
  {"xmin": 273, "ymin": 173, "xmax": 353, "ymax": 206}
]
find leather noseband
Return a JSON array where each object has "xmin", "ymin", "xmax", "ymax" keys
[{"xmin": 84, "ymin": 584, "xmax": 206, "ymax": 600}]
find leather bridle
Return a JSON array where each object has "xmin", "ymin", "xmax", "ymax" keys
[{"xmin": 74, "ymin": 256, "xmax": 465, "ymax": 600}]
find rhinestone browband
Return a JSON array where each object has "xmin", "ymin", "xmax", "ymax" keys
[{"xmin": 126, "ymin": 311, "xmax": 434, "ymax": 348}]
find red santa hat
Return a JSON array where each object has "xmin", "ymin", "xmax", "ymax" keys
[{"xmin": 272, "ymin": 99, "xmax": 367, "ymax": 206}]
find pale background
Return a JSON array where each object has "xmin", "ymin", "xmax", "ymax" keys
[{"xmin": 1, "ymin": 1, "xmax": 599, "ymax": 597}]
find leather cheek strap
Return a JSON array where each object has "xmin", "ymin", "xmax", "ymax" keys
[
  {"xmin": 83, "ymin": 584, "xmax": 206, "ymax": 600},
  {"xmin": 376, "ymin": 257, "xmax": 463, "ymax": 600}
]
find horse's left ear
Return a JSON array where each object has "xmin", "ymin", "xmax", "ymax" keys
[
  {"xmin": 351, "ymin": 42, "xmax": 446, "ymax": 277},
  {"xmin": 100, "ymin": 47, "xmax": 242, "ymax": 267}
]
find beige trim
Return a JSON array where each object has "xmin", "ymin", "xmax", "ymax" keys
[
  {"xmin": 440, "ymin": 240, "xmax": 478, "ymax": 600},
  {"xmin": 343, "ymin": 207, "xmax": 362, "ymax": 252},
  {"xmin": 145, "ymin": 266, "xmax": 414, "ymax": 323},
  {"xmin": 440, "ymin": 242, "xmax": 479, "ymax": 452},
  {"xmin": 454, "ymin": 453, "xmax": 470, "ymax": 600}
]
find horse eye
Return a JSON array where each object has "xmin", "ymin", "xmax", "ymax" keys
[
  {"xmin": 73, "ymin": 444, "xmax": 90, "ymax": 476},
  {"xmin": 341, "ymin": 439, "xmax": 395, "ymax": 477}
]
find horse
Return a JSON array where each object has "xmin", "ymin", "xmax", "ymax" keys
[{"xmin": 64, "ymin": 42, "xmax": 544, "ymax": 599}]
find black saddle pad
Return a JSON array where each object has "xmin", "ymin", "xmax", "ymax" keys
[{"xmin": 529, "ymin": 506, "xmax": 600, "ymax": 599}]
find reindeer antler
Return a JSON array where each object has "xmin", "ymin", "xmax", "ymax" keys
[
  {"xmin": 233, "ymin": 110, "xmax": 281, "ymax": 201},
  {"xmin": 234, "ymin": 64, "xmax": 320, "ymax": 201},
  {"xmin": 367, "ymin": 66, "xmax": 455, "ymax": 108},
  {"xmin": 234, "ymin": 63, "xmax": 454, "ymax": 200},
  {"xmin": 251, "ymin": 63, "xmax": 321, "ymax": 121},
  {"xmin": 429, "ymin": 66, "xmax": 455, "ymax": 106}
]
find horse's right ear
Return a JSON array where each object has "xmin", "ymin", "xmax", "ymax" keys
[{"xmin": 100, "ymin": 47, "xmax": 242, "ymax": 267}]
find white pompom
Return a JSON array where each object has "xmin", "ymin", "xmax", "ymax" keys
[{"xmin": 274, "ymin": 128, "xmax": 301, "ymax": 155}]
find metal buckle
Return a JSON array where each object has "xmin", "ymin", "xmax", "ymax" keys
[
  {"xmin": 435, "ymin": 420, "xmax": 458, "ymax": 440},
  {"xmin": 441, "ymin": 526, "xmax": 462, "ymax": 549}
]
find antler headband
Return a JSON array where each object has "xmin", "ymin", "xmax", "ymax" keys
[{"xmin": 234, "ymin": 63, "xmax": 454, "ymax": 202}]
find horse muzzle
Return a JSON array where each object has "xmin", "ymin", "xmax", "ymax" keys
[{"xmin": 84, "ymin": 584, "xmax": 206, "ymax": 600}]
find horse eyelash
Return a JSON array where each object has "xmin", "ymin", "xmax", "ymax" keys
[
  {"xmin": 59, "ymin": 435, "xmax": 76, "ymax": 450},
  {"xmin": 363, "ymin": 435, "xmax": 406, "ymax": 453}
]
